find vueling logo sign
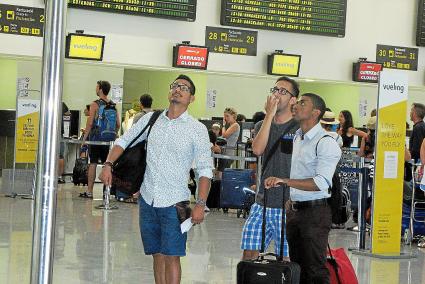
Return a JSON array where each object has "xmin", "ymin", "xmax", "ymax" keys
[{"xmin": 382, "ymin": 82, "xmax": 405, "ymax": 94}]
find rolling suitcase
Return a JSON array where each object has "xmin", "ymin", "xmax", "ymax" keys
[
  {"xmin": 206, "ymin": 179, "xmax": 221, "ymax": 209},
  {"xmin": 237, "ymin": 185, "xmax": 300, "ymax": 284},
  {"xmin": 220, "ymin": 168, "xmax": 255, "ymax": 209},
  {"xmin": 72, "ymin": 148, "xmax": 88, "ymax": 186}
]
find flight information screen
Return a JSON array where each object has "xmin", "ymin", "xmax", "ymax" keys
[
  {"xmin": 221, "ymin": 0, "xmax": 347, "ymax": 37},
  {"xmin": 68, "ymin": 0, "xmax": 197, "ymax": 22}
]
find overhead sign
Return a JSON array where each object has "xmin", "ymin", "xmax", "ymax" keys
[
  {"xmin": 68, "ymin": 0, "xmax": 197, "ymax": 22},
  {"xmin": 416, "ymin": 0, "xmax": 425, "ymax": 46},
  {"xmin": 267, "ymin": 53, "xmax": 301, "ymax": 77},
  {"xmin": 352, "ymin": 62, "xmax": 383, "ymax": 83},
  {"xmin": 173, "ymin": 45, "xmax": 209, "ymax": 70},
  {"xmin": 65, "ymin": 33, "xmax": 105, "ymax": 61},
  {"xmin": 376, "ymin": 44, "xmax": 419, "ymax": 71},
  {"xmin": 220, "ymin": 0, "xmax": 347, "ymax": 38},
  {"xmin": 16, "ymin": 99, "xmax": 40, "ymax": 164},
  {"xmin": 0, "ymin": 4, "xmax": 44, "ymax": 37},
  {"xmin": 371, "ymin": 70, "xmax": 408, "ymax": 255},
  {"xmin": 205, "ymin": 26, "xmax": 257, "ymax": 56}
]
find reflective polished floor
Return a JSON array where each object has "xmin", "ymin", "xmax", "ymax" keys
[{"xmin": 1, "ymin": 182, "xmax": 425, "ymax": 283}]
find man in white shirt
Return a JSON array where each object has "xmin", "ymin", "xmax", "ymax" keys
[
  {"xmin": 265, "ymin": 93, "xmax": 341, "ymax": 283},
  {"xmin": 99, "ymin": 75, "xmax": 213, "ymax": 284}
]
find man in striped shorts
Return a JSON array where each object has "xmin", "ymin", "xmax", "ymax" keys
[{"xmin": 241, "ymin": 76, "xmax": 299, "ymax": 260}]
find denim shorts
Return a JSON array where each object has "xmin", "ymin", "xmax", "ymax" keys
[{"xmin": 139, "ymin": 197, "xmax": 187, "ymax": 256}]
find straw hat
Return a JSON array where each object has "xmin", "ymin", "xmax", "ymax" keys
[
  {"xmin": 320, "ymin": 111, "xmax": 340, "ymax": 125},
  {"xmin": 367, "ymin": 116, "xmax": 377, "ymax": 130}
]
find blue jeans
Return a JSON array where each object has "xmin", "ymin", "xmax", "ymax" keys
[{"xmin": 139, "ymin": 197, "xmax": 187, "ymax": 256}]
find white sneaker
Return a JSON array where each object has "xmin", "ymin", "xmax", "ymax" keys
[{"xmin": 204, "ymin": 206, "xmax": 210, "ymax": 212}]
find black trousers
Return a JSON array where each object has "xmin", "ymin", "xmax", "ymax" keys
[{"xmin": 287, "ymin": 204, "xmax": 332, "ymax": 284}]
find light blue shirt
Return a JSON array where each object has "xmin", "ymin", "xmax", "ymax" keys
[
  {"xmin": 115, "ymin": 110, "xmax": 213, "ymax": 207},
  {"xmin": 290, "ymin": 123, "xmax": 342, "ymax": 201}
]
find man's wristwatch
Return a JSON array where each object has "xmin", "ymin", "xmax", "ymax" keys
[
  {"xmin": 103, "ymin": 161, "xmax": 113, "ymax": 168},
  {"xmin": 195, "ymin": 198, "xmax": 206, "ymax": 207}
]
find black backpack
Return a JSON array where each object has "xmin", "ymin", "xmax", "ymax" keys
[{"xmin": 316, "ymin": 135, "xmax": 349, "ymax": 224}]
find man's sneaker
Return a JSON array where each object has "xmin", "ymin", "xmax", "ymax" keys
[{"xmin": 204, "ymin": 206, "xmax": 210, "ymax": 212}]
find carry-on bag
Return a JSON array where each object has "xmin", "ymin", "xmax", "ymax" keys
[
  {"xmin": 326, "ymin": 245, "xmax": 358, "ymax": 284},
  {"xmin": 206, "ymin": 179, "xmax": 221, "ymax": 209},
  {"xmin": 111, "ymin": 110, "xmax": 161, "ymax": 195},
  {"xmin": 72, "ymin": 147, "xmax": 88, "ymax": 185},
  {"xmin": 220, "ymin": 168, "xmax": 255, "ymax": 209},
  {"xmin": 237, "ymin": 185, "xmax": 301, "ymax": 284}
]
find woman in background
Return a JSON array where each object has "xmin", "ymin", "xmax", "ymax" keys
[
  {"xmin": 217, "ymin": 107, "xmax": 241, "ymax": 175},
  {"xmin": 338, "ymin": 110, "xmax": 367, "ymax": 147}
]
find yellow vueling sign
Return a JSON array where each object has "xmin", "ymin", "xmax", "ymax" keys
[
  {"xmin": 271, "ymin": 54, "xmax": 301, "ymax": 77},
  {"xmin": 16, "ymin": 99, "xmax": 40, "ymax": 163},
  {"xmin": 66, "ymin": 34, "xmax": 105, "ymax": 61},
  {"xmin": 371, "ymin": 70, "xmax": 407, "ymax": 255}
]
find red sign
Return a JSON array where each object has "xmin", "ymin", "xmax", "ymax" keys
[
  {"xmin": 357, "ymin": 62, "xmax": 382, "ymax": 82},
  {"xmin": 174, "ymin": 45, "xmax": 209, "ymax": 69}
]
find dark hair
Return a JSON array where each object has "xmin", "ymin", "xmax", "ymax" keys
[
  {"xmin": 208, "ymin": 129, "xmax": 217, "ymax": 144},
  {"xmin": 252, "ymin": 111, "xmax": 266, "ymax": 124},
  {"xmin": 364, "ymin": 129, "xmax": 376, "ymax": 157},
  {"xmin": 97, "ymin": 80, "xmax": 111, "ymax": 95},
  {"xmin": 370, "ymin": 109, "xmax": 377, "ymax": 117},
  {"xmin": 339, "ymin": 110, "xmax": 354, "ymax": 137},
  {"xmin": 236, "ymin": 114, "xmax": 246, "ymax": 122},
  {"xmin": 175, "ymin": 74, "xmax": 196, "ymax": 96},
  {"xmin": 275, "ymin": 76, "xmax": 300, "ymax": 98},
  {"xmin": 85, "ymin": 104, "xmax": 90, "ymax": 111},
  {"xmin": 412, "ymin": 103, "xmax": 425, "ymax": 120},
  {"xmin": 301, "ymin": 93, "xmax": 326, "ymax": 121},
  {"xmin": 140, "ymin": 94, "xmax": 153, "ymax": 108}
]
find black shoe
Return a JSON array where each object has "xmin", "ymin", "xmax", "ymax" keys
[{"xmin": 58, "ymin": 178, "xmax": 65, "ymax": 184}]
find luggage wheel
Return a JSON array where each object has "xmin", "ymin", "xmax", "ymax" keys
[
  {"xmin": 237, "ymin": 209, "xmax": 242, "ymax": 218},
  {"xmin": 403, "ymin": 228, "xmax": 412, "ymax": 245}
]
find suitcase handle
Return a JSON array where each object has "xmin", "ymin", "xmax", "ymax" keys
[{"xmin": 259, "ymin": 184, "xmax": 287, "ymax": 261}]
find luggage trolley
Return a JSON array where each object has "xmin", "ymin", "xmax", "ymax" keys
[{"xmin": 403, "ymin": 160, "xmax": 425, "ymax": 245}]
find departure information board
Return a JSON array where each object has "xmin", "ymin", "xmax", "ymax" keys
[
  {"xmin": 376, "ymin": 44, "xmax": 418, "ymax": 71},
  {"xmin": 220, "ymin": 0, "xmax": 347, "ymax": 37},
  {"xmin": 68, "ymin": 0, "xmax": 197, "ymax": 22},
  {"xmin": 0, "ymin": 4, "xmax": 44, "ymax": 37},
  {"xmin": 417, "ymin": 0, "xmax": 425, "ymax": 46}
]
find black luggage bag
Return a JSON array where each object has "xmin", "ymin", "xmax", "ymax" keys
[
  {"xmin": 206, "ymin": 179, "xmax": 221, "ymax": 208},
  {"xmin": 72, "ymin": 148, "xmax": 88, "ymax": 185},
  {"xmin": 237, "ymin": 185, "xmax": 300, "ymax": 284}
]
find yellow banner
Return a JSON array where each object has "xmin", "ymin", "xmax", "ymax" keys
[
  {"xmin": 16, "ymin": 100, "xmax": 39, "ymax": 163},
  {"xmin": 371, "ymin": 70, "xmax": 407, "ymax": 254}
]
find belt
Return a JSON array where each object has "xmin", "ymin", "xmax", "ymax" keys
[{"xmin": 291, "ymin": 198, "xmax": 329, "ymax": 211}]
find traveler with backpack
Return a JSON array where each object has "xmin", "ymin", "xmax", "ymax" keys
[
  {"xmin": 80, "ymin": 80, "xmax": 120, "ymax": 198},
  {"xmin": 265, "ymin": 93, "xmax": 341, "ymax": 284}
]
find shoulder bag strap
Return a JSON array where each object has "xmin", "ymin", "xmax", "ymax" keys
[
  {"xmin": 262, "ymin": 119, "xmax": 297, "ymax": 172},
  {"xmin": 315, "ymin": 134, "xmax": 333, "ymax": 156},
  {"xmin": 126, "ymin": 110, "xmax": 162, "ymax": 149},
  {"xmin": 327, "ymin": 244, "xmax": 342, "ymax": 284}
]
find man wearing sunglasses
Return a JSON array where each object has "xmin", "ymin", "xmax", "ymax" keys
[
  {"xmin": 99, "ymin": 74, "xmax": 213, "ymax": 284},
  {"xmin": 241, "ymin": 76, "xmax": 299, "ymax": 261}
]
